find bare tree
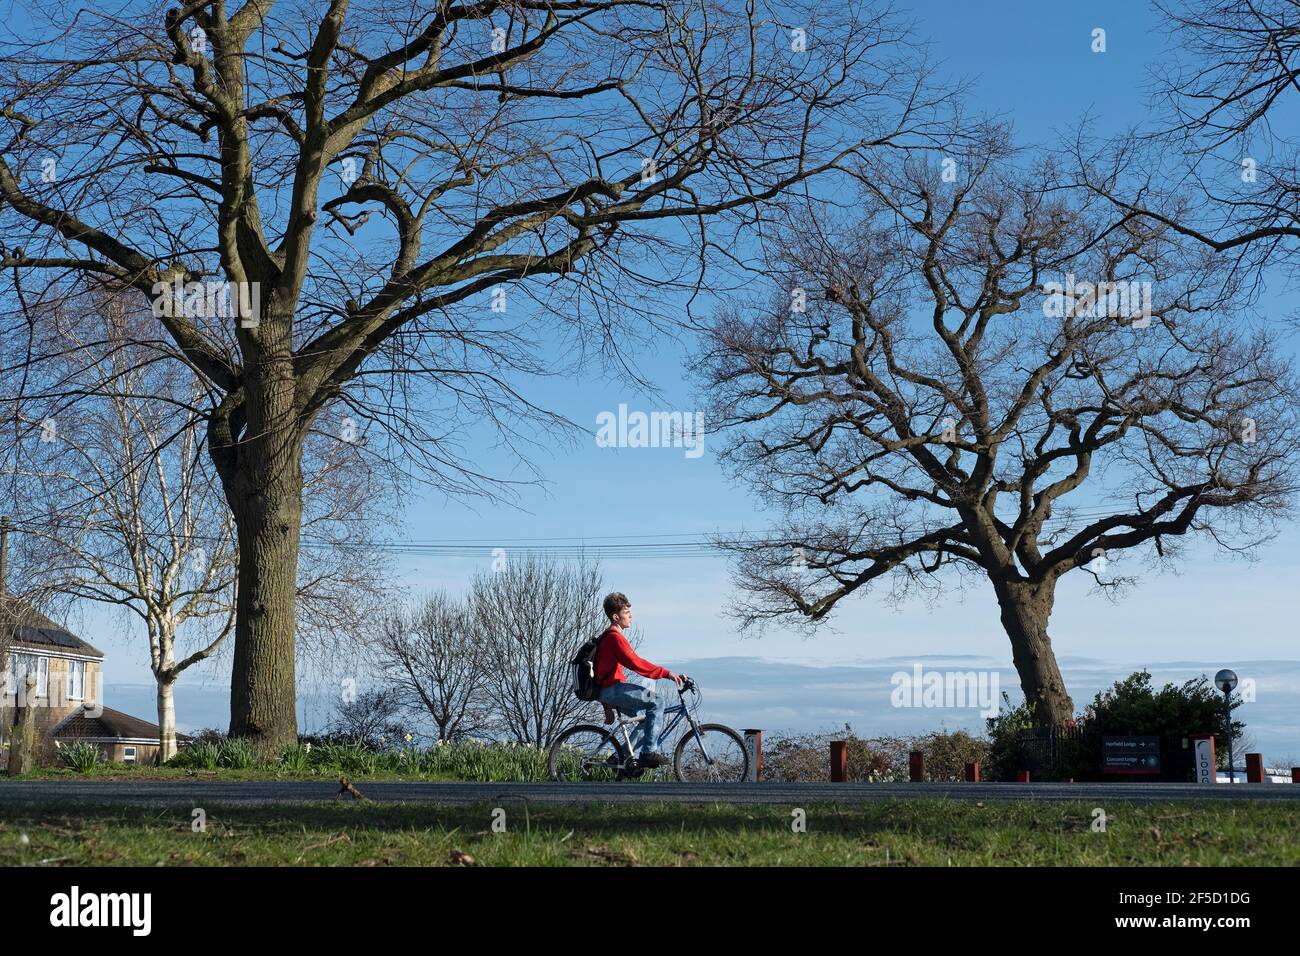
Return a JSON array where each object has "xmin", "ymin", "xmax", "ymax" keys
[
  {"xmin": 0, "ymin": 0, "xmax": 945, "ymax": 750},
  {"xmin": 324, "ymin": 686, "xmax": 404, "ymax": 747},
  {"xmin": 1073, "ymin": 1, "xmax": 1300, "ymax": 302},
  {"xmin": 2, "ymin": 296, "xmax": 396, "ymax": 759},
  {"xmin": 697, "ymin": 137, "xmax": 1300, "ymax": 724},
  {"xmin": 374, "ymin": 591, "xmax": 491, "ymax": 742},
  {"xmin": 3, "ymin": 300, "xmax": 236, "ymax": 761},
  {"xmin": 471, "ymin": 554, "xmax": 605, "ymax": 746},
  {"xmin": 293, "ymin": 421, "xmax": 400, "ymax": 668}
]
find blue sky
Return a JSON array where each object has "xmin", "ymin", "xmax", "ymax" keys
[{"xmin": 58, "ymin": 1, "xmax": 1297, "ymax": 755}]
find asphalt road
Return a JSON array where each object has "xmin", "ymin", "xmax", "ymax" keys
[{"xmin": 1, "ymin": 780, "xmax": 1298, "ymax": 806}]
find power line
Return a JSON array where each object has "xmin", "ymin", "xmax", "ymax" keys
[{"xmin": 0, "ymin": 502, "xmax": 1182, "ymax": 561}]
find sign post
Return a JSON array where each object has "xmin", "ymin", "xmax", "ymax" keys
[
  {"xmin": 742, "ymin": 729, "xmax": 762, "ymax": 783},
  {"xmin": 1191, "ymin": 734, "xmax": 1216, "ymax": 785},
  {"xmin": 1101, "ymin": 736, "xmax": 1161, "ymax": 776}
]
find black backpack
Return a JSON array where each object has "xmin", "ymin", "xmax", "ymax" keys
[{"xmin": 571, "ymin": 632, "xmax": 607, "ymax": 701}]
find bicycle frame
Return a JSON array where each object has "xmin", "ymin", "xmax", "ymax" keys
[{"xmin": 608, "ymin": 683, "xmax": 713, "ymax": 766}]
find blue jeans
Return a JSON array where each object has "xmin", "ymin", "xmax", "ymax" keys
[{"xmin": 599, "ymin": 681, "xmax": 663, "ymax": 756}]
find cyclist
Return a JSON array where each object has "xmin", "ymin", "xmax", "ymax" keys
[{"xmin": 594, "ymin": 592, "xmax": 686, "ymax": 768}]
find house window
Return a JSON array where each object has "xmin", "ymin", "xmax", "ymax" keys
[
  {"xmin": 123, "ymin": 747, "xmax": 137, "ymax": 765},
  {"xmin": 67, "ymin": 660, "xmax": 85, "ymax": 701},
  {"xmin": 7, "ymin": 654, "xmax": 48, "ymax": 699}
]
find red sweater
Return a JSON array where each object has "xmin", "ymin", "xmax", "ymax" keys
[{"xmin": 594, "ymin": 626, "xmax": 670, "ymax": 687}]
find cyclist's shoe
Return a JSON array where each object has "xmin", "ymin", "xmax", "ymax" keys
[{"xmin": 638, "ymin": 751, "xmax": 669, "ymax": 768}]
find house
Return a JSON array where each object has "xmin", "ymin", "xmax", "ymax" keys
[
  {"xmin": 50, "ymin": 706, "xmax": 179, "ymax": 765},
  {"xmin": 1, "ymin": 593, "xmax": 173, "ymax": 766}
]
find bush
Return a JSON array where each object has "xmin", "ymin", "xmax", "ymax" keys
[
  {"xmin": 758, "ymin": 729, "xmax": 990, "ymax": 783},
  {"xmin": 187, "ymin": 727, "xmax": 227, "ymax": 745},
  {"xmin": 275, "ymin": 737, "xmax": 552, "ymax": 780},
  {"xmin": 57, "ymin": 741, "xmax": 102, "ymax": 772},
  {"xmin": 419, "ymin": 740, "xmax": 551, "ymax": 782},
  {"xmin": 1078, "ymin": 671, "xmax": 1241, "ymax": 782},
  {"xmin": 279, "ymin": 744, "xmax": 312, "ymax": 775},
  {"xmin": 915, "ymin": 729, "xmax": 990, "ymax": 781},
  {"xmin": 309, "ymin": 740, "xmax": 379, "ymax": 775},
  {"xmin": 337, "ymin": 742, "xmax": 380, "ymax": 776},
  {"xmin": 389, "ymin": 744, "xmax": 423, "ymax": 776},
  {"xmin": 984, "ymin": 672, "xmax": 1243, "ymax": 781},
  {"xmin": 759, "ymin": 731, "xmax": 899, "ymax": 782},
  {"xmin": 984, "ymin": 695, "xmax": 1040, "ymax": 781},
  {"xmin": 216, "ymin": 738, "xmax": 257, "ymax": 769},
  {"xmin": 324, "ymin": 690, "xmax": 405, "ymax": 751},
  {"xmin": 168, "ymin": 739, "xmax": 221, "ymax": 769}
]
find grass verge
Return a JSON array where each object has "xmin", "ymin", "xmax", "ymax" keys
[
  {"xmin": 0, "ymin": 799, "xmax": 1296, "ymax": 866},
  {"xmin": 16, "ymin": 765, "xmax": 472, "ymax": 782}
]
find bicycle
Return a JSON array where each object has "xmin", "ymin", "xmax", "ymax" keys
[{"xmin": 547, "ymin": 677, "xmax": 749, "ymax": 782}]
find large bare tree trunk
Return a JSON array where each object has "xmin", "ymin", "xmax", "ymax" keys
[
  {"xmin": 993, "ymin": 580, "xmax": 1074, "ymax": 726},
  {"xmin": 224, "ymin": 351, "xmax": 305, "ymax": 754}
]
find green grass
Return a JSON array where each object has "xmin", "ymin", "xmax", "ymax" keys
[
  {"xmin": 18, "ymin": 764, "xmax": 472, "ymax": 782},
  {"xmin": 0, "ymin": 799, "xmax": 1295, "ymax": 866},
  {"xmin": 19, "ymin": 739, "xmax": 560, "ymax": 782},
  {"xmin": 20, "ymin": 739, "xmax": 636, "ymax": 782}
]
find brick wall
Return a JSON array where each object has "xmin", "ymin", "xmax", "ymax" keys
[{"xmin": 0, "ymin": 653, "xmax": 101, "ymax": 743}]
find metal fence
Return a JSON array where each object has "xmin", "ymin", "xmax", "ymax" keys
[{"xmin": 1013, "ymin": 723, "xmax": 1093, "ymax": 775}]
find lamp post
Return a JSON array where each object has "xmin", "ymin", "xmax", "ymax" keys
[{"xmin": 1214, "ymin": 669, "xmax": 1238, "ymax": 784}]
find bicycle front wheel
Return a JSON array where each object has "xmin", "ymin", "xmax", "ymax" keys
[
  {"xmin": 674, "ymin": 723, "xmax": 749, "ymax": 782},
  {"xmin": 548, "ymin": 724, "xmax": 625, "ymax": 782}
]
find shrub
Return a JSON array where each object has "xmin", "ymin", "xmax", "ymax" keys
[
  {"xmin": 216, "ymin": 738, "xmax": 257, "ymax": 769},
  {"xmin": 420, "ymin": 739, "xmax": 551, "ymax": 781},
  {"xmin": 759, "ymin": 731, "xmax": 899, "ymax": 782},
  {"xmin": 57, "ymin": 741, "xmax": 102, "ymax": 772},
  {"xmin": 187, "ymin": 727, "xmax": 227, "ymax": 745},
  {"xmin": 324, "ymin": 690, "xmax": 405, "ymax": 751},
  {"xmin": 984, "ymin": 694, "xmax": 1040, "ymax": 781},
  {"xmin": 311, "ymin": 740, "xmax": 379, "ymax": 775},
  {"xmin": 169, "ymin": 739, "xmax": 221, "ymax": 770},
  {"xmin": 1077, "ymin": 671, "xmax": 1241, "ymax": 782},
  {"xmin": 390, "ymin": 745, "xmax": 423, "ymax": 776},
  {"xmin": 340, "ymin": 745, "xmax": 380, "ymax": 776},
  {"xmin": 916, "ymin": 729, "xmax": 990, "ymax": 781},
  {"xmin": 279, "ymin": 744, "xmax": 312, "ymax": 775},
  {"xmin": 984, "ymin": 672, "xmax": 1243, "ymax": 781}
]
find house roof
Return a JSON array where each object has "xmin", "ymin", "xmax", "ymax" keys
[
  {"xmin": 52, "ymin": 705, "xmax": 185, "ymax": 744},
  {"xmin": 0, "ymin": 594, "xmax": 104, "ymax": 659}
]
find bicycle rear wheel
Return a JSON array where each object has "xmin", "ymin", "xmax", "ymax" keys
[
  {"xmin": 547, "ymin": 724, "xmax": 626, "ymax": 782},
  {"xmin": 674, "ymin": 723, "xmax": 749, "ymax": 782}
]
